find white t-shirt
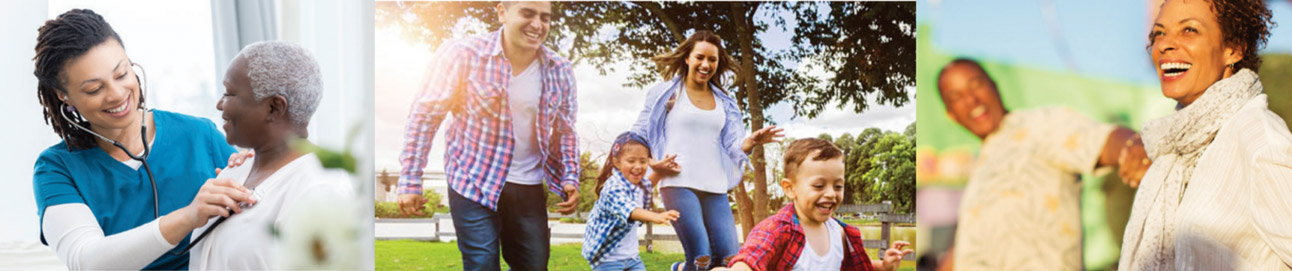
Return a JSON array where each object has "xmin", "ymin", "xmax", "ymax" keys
[
  {"xmin": 791, "ymin": 220, "xmax": 844, "ymax": 271},
  {"xmin": 505, "ymin": 59, "xmax": 544, "ymax": 185},
  {"xmin": 189, "ymin": 153, "xmax": 354, "ymax": 270},
  {"xmin": 660, "ymin": 89, "xmax": 729, "ymax": 193}
]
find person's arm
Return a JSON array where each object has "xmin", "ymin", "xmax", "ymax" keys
[
  {"xmin": 723, "ymin": 219, "xmax": 782, "ymax": 271},
  {"xmin": 629, "ymin": 208, "xmax": 679, "ymax": 224},
  {"xmin": 740, "ymin": 125, "xmax": 785, "ymax": 154},
  {"xmin": 1103, "ymin": 127, "xmax": 1151, "ymax": 187},
  {"xmin": 43, "ymin": 204, "xmax": 176, "ymax": 270},
  {"xmin": 396, "ymin": 42, "xmax": 468, "ymax": 215},
  {"xmin": 871, "ymin": 241, "xmax": 914, "ymax": 271},
  {"xmin": 1098, "ymin": 126, "xmax": 1136, "ymax": 167},
  {"xmin": 552, "ymin": 65, "xmax": 582, "ymax": 214}
]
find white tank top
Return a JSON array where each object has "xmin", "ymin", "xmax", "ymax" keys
[{"xmin": 660, "ymin": 88, "xmax": 729, "ymax": 193}]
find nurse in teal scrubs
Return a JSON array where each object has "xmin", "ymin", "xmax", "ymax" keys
[{"xmin": 31, "ymin": 9, "xmax": 255, "ymax": 270}]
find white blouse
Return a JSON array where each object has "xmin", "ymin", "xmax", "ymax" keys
[
  {"xmin": 1161, "ymin": 95, "xmax": 1292, "ymax": 270},
  {"xmin": 189, "ymin": 153, "xmax": 354, "ymax": 270}
]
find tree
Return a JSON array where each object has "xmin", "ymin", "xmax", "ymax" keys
[
  {"xmin": 830, "ymin": 123, "xmax": 915, "ymax": 213},
  {"xmin": 377, "ymin": 1, "xmax": 915, "ymax": 237}
]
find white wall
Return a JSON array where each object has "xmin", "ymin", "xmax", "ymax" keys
[{"xmin": 0, "ymin": 0, "xmax": 54, "ymax": 245}]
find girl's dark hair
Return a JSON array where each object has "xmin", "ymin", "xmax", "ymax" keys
[
  {"xmin": 34, "ymin": 9, "xmax": 136, "ymax": 150},
  {"xmin": 595, "ymin": 133, "xmax": 652, "ymax": 195},
  {"xmin": 652, "ymin": 30, "xmax": 740, "ymax": 87}
]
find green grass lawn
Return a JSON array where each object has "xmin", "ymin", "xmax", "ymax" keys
[{"xmin": 377, "ymin": 240, "xmax": 914, "ymax": 271}]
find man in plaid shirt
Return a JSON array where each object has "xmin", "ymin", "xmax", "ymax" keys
[{"xmin": 395, "ymin": 2, "xmax": 580, "ymax": 270}]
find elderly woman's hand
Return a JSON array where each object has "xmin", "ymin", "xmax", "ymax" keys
[{"xmin": 1118, "ymin": 135, "xmax": 1150, "ymax": 188}]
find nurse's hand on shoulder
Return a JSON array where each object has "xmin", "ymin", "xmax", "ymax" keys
[
  {"xmin": 214, "ymin": 150, "xmax": 255, "ymax": 175},
  {"xmin": 179, "ymin": 178, "xmax": 256, "ymax": 229}
]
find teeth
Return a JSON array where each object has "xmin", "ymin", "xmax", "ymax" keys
[
  {"xmin": 524, "ymin": 32, "xmax": 539, "ymax": 39},
  {"xmin": 1160, "ymin": 62, "xmax": 1192, "ymax": 71},
  {"xmin": 969, "ymin": 105, "xmax": 986, "ymax": 118},
  {"xmin": 107, "ymin": 101, "xmax": 128, "ymax": 113},
  {"xmin": 699, "ymin": 70, "xmax": 711, "ymax": 75}
]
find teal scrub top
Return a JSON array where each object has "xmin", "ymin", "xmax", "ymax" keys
[{"xmin": 33, "ymin": 110, "xmax": 237, "ymax": 270}]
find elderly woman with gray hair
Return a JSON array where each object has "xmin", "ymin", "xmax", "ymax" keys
[{"xmin": 186, "ymin": 41, "xmax": 354, "ymax": 270}]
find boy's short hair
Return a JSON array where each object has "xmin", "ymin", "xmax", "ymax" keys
[{"xmin": 782, "ymin": 138, "xmax": 844, "ymax": 179}]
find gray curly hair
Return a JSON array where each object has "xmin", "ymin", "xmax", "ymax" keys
[{"xmin": 237, "ymin": 41, "xmax": 323, "ymax": 126}]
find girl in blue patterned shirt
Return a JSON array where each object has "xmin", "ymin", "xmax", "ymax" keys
[{"xmin": 582, "ymin": 132, "xmax": 680, "ymax": 270}]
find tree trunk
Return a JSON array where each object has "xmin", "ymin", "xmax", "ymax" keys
[
  {"xmin": 731, "ymin": 178, "xmax": 756, "ymax": 238},
  {"xmin": 729, "ymin": 2, "xmax": 770, "ymax": 238}
]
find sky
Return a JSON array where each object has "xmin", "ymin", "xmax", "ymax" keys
[
  {"xmin": 373, "ymin": 5, "xmax": 917, "ymax": 172},
  {"xmin": 917, "ymin": 0, "xmax": 1292, "ymax": 85}
]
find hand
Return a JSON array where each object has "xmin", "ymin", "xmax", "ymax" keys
[
  {"xmin": 881, "ymin": 240, "xmax": 915, "ymax": 271},
  {"xmin": 556, "ymin": 184, "xmax": 579, "ymax": 215},
  {"xmin": 397, "ymin": 193, "xmax": 428, "ymax": 216},
  {"xmin": 1117, "ymin": 135, "xmax": 1150, "ymax": 188},
  {"xmin": 215, "ymin": 150, "xmax": 255, "ymax": 175},
  {"xmin": 742, "ymin": 125, "xmax": 786, "ymax": 153},
  {"xmin": 649, "ymin": 154, "xmax": 681, "ymax": 177},
  {"xmin": 181, "ymin": 178, "xmax": 255, "ymax": 230},
  {"xmin": 646, "ymin": 210, "xmax": 680, "ymax": 224}
]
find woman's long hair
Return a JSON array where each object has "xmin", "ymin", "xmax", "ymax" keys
[
  {"xmin": 651, "ymin": 30, "xmax": 740, "ymax": 88},
  {"xmin": 34, "ymin": 9, "xmax": 142, "ymax": 150},
  {"xmin": 595, "ymin": 132, "xmax": 651, "ymax": 195}
]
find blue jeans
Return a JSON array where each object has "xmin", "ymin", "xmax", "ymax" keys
[
  {"xmin": 660, "ymin": 187, "xmax": 740, "ymax": 271},
  {"xmin": 449, "ymin": 183, "xmax": 550, "ymax": 271},
  {"xmin": 592, "ymin": 257, "xmax": 647, "ymax": 271}
]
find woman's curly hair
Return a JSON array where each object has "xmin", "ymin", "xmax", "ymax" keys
[{"xmin": 1210, "ymin": 0, "xmax": 1275, "ymax": 72}]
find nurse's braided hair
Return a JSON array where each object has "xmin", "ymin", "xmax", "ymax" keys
[{"xmin": 34, "ymin": 9, "xmax": 136, "ymax": 150}]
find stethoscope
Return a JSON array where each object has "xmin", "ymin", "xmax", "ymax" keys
[
  {"xmin": 59, "ymin": 63, "xmax": 160, "ymax": 219},
  {"xmin": 59, "ymin": 63, "xmax": 241, "ymax": 255}
]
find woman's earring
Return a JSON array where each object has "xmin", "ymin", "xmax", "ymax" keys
[{"xmin": 65, "ymin": 104, "xmax": 75, "ymax": 112}]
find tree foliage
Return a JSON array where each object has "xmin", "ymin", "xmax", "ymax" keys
[{"xmin": 827, "ymin": 122, "xmax": 915, "ymax": 214}]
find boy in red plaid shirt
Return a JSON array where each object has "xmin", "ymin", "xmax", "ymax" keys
[{"xmin": 715, "ymin": 138, "xmax": 914, "ymax": 271}]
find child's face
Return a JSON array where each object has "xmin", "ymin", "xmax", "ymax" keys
[
  {"xmin": 614, "ymin": 144, "xmax": 650, "ymax": 184},
  {"xmin": 781, "ymin": 151, "xmax": 846, "ymax": 226}
]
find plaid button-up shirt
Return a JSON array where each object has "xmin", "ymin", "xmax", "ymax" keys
[
  {"xmin": 728, "ymin": 203, "xmax": 876, "ymax": 271},
  {"xmin": 581, "ymin": 170, "xmax": 654, "ymax": 266},
  {"xmin": 397, "ymin": 29, "xmax": 580, "ymax": 210}
]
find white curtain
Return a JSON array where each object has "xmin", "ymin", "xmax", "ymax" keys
[{"xmin": 210, "ymin": 0, "xmax": 279, "ymax": 88}]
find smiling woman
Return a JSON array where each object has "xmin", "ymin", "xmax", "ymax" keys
[
  {"xmin": 1120, "ymin": 0, "xmax": 1292, "ymax": 269},
  {"xmin": 30, "ymin": 9, "xmax": 249, "ymax": 270}
]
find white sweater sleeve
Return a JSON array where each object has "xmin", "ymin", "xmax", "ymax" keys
[{"xmin": 42, "ymin": 203, "xmax": 178, "ymax": 270}]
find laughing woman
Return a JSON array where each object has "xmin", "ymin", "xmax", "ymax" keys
[
  {"xmin": 1119, "ymin": 0, "xmax": 1292, "ymax": 269},
  {"xmin": 630, "ymin": 30, "xmax": 784, "ymax": 271},
  {"xmin": 32, "ymin": 9, "xmax": 252, "ymax": 270}
]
